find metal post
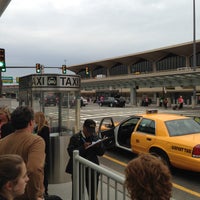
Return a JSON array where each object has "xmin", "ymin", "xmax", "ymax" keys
[
  {"xmin": 73, "ymin": 150, "xmax": 79, "ymax": 200},
  {"xmin": 41, "ymin": 65, "xmax": 44, "ymax": 74},
  {"xmin": 192, "ymin": 0, "xmax": 196, "ymax": 108},
  {"xmin": 75, "ymin": 98, "xmax": 80, "ymax": 133},
  {"xmin": 193, "ymin": 0, "xmax": 196, "ymax": 70},
  {"xmin": 58, "ymin": 93, "xmax": 62, "ymax": 134},
  {"xmin": 0, "ymin": 72, "xmax": 2, "ymax": 97}
]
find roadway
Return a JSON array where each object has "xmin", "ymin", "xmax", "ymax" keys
[{"xmin": 44, "ymin": 101, "xmax": 200, "ymax": 128}]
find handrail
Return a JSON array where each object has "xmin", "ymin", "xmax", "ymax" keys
[{"xmin": 73, "ymin": 150, "xmax": 127, "ymax": 200}]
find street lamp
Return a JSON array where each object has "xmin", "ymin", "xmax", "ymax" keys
[
  {"xmin": 193, "ymin": 0, "xmax": 196, "ymax": 70},
  {"xmin": 192, "ymin": 0, "xmax": 196, "ymax": 108}
]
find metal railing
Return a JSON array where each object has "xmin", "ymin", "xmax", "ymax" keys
[{"xmin": 73, "ymin": 150, "xmax": 130, "ymax": 200}]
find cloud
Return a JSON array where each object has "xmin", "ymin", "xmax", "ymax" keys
[{"xmin": 0, "ymin": 0, "xmax": 199, "ymax": 78}]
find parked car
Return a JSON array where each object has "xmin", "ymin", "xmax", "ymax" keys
[
  {"xmin": 98, "ymin": 110, "xmax": 200, "ymax": 172},
  {"xmin": 44, "ymin": 95, "xmax": 58, "ymax": 106},
  {"xmin": 99, "ymin": 97, "xmax": 125, "ymax": 107},
  {"xmin": 81, "ymin": 97, "xmax": 88, "ymax": 106},
  {"xmin": 61, "ymin": 96, "xmax": 88, "ymax": 107}
]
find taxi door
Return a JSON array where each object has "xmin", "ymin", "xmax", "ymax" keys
[
  {"xmin": 98, "ymin": 117, "xmax": 115, "ymax": 149},
  {"xmin": 131, "ymin": 118, "xmax": 156, "ymax": 153}
]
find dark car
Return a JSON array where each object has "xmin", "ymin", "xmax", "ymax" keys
[
  {"xmin": 99, "ymin": 97, "xmax": 125, "ymax": 107},
  {"xmin": 44, "ymin": 95, "xmax": 58, "ymax": 106}
]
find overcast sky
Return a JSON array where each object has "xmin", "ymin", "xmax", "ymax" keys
[{"xmin": 0, "ymin": 0, "xmax": 200, "ymax": 79}]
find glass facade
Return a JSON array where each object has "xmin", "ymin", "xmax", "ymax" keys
[
  {"xmin": 93, "ymin": 66, "xmax": 107, "ymax": 77},
  {"xmin": 109, "ymin": 63, "xmax": 128, "ymax": 76},
  {"xmin": 78, "ymin": 69, "xmax": 88, "ymax": 79},
  {"xmin": 156, "ymin": 54, "xmax": 186, "ymax": 71},
  {"xmin": 131, "ymin": 60, "xmax": 153, "ymax": 73},
  {"xmin": 190, "ymin": 52, "xmax": 200, "ymax": 67}
]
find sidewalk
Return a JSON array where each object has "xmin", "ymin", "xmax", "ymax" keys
[
  {"xmin": 49, "ymin": 180, "xmax": 72, "ymax": 200},
  {"xmin": 48, "ymin": 172, "xmax": 72, "ymax": 200},
  {"xmin": 48, "ymin": 165, "xmax": 127, "ymax": 200},
  {"xmin": 48, "ymin": 179, "xmax": 128, "ymax": 200}
]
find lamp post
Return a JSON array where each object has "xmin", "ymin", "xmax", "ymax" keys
[
  {"xmin": 193, "ymin": 0, "xmax": 196, "ymax": 70},
  {"xmin": 192, "ymin": 0, "xmax": 196, "ymax": 108}
]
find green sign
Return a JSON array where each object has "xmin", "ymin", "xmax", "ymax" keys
[{"xmin": 2, "ymin": 76, "xmax": 13, "ymax": 83}]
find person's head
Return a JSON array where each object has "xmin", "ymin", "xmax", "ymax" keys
[
  {"xmin": 11, "ymin": 106, "xmax": 34, "ymax": 131},
  {"xmin": 0, "ymin": 106, "xmax": 11, "ymax": 134},
  {"xmin": 34, "ymin": 111, "xmax": 48, "ymax": 131},
  {"xmin": 83, "ymin": 119, "xmax": 96, "ymax": 137},
  {"xmin": 125, "ymin": 153, "xmax": 172, "ymax": 200},
  {"xmin": 0, "ymin": 154, "xmax": 29, "ymax": 198}
]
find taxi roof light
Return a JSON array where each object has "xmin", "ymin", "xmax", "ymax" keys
[{"xmin": 146, "ymin": 109, "xmax": 158, "ymax": 114}]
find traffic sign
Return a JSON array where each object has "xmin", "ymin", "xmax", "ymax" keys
[{"xmin": 1, "ymin": 76, "xmax": 13, "ymax": 83}]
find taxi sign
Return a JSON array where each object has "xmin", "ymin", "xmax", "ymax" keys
[{"xmin": 146, "ymin": 109, "xmax": 158, "ymax": 114}]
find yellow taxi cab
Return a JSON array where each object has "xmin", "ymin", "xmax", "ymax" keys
[{"xmin": 98, "ymin": 110, "xmax": 200, "ymax": 172}]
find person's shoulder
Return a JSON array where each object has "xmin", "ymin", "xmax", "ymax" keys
[
  {"xmin": 43, "ymin": 125, "xmax": 50, "ymax": 131},
  {"xmin": 71, "ymin": 132, "xmax": 81, "ymax": 139},
  {"xmin": 32, "ymin": 133, "xmax": 45, "ymax": 140},
  {"xmin": 30, "ymin": 134, "xmax": 45, "ymax": 147},
  {"xmin": 24, "ymin": 132, "xmax": 45, "ymax": 143}
]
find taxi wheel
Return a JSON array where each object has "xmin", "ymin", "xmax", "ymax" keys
[{"xmin": 150, "ymin": 150, "xmax": 170, "ymax": 169}]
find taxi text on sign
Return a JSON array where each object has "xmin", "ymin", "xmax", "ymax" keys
[{"xmin": 32, "ymin": 75, "xmax": 80, "ymax": 88}]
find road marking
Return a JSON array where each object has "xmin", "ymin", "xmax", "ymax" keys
[
  {"xmin": 103, "ymin": 154, "xmax": 127, "ymax": 167},
  {"xmin": 172, "ymin": 183, "xmax": 200, "ymax": 198},
  {"xmin": 103, "ymin": 154, "xmax": 200, "ymax": 198}
]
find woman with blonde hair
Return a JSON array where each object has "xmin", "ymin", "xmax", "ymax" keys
[
  {"xmin": 125, "ymin": 153, "xmax": 172, "ymax": 200},
  {"xmin": 34, "ymin": 112, "xmax": 50, "ymax": 196},
  {"xmin": 0, "ymin": 154, "xmax": 29, "ymax": 200}
]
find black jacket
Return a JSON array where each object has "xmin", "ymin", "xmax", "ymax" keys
[
  {"xmin": 65, "ymin": 131, "xmax": 105, "ymax": 174},
  {"xmin": 35, "ymin": 125, "xmax": 50, "ymax": 164},
  {"xmin": 0, "ymin": 195, "xmax": 7, "ymax": 200},
  {"xmin": 1, "ymin": 122, "xmax": 15, "ymax": 138}
]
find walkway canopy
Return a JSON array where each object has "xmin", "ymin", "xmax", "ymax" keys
[{"xmin": 0, "ymin": 0, "xmax": 11, "ymax": 17}]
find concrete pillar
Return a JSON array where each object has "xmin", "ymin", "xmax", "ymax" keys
[
  {"xmin": 156, "ymin": 98, "xmax": 160, "ymax": 106},
  {"xmin": 106, "ymin": 67, "xmax": 110, "ymax": 77},
  {"xmin": 152, "ymin": 61, "xmax": 156, "ymax": 72},
  {"xmin": 130, "ymin": 87, "xmax": 137, "ymax": 106},
  {"xmin": 167, "ymin": 98, "xmax": 171, "ymax": 107},
  {"xmin": 127, "ymin": 64, "xmax": 131, "ymax": 74},
  {"xmin": 153, "ymin": 93, "xmax": 157, "ymax": 103},
  {"xmin": 192, "ymin": 86, "xmax": 196, "ymax": 108},
  {"xmin": 186, "ymin": 56, "xmax": 190, "ymax": 67}
]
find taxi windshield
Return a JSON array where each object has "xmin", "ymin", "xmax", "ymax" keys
[{"xmin": 165, "ymin": 118, "xmax": 200, "ymax": 136}]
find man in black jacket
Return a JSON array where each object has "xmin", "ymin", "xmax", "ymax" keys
[{"xmin": 66, "ymin": 119, "xmax": 105, "ymax": 200}]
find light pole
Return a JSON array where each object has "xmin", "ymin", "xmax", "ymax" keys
[
  {"xmin": 193, "ymin": 0, "xmax": 196, "ymax": 70},
  {"xmin": 192, "ymin": 0, "xmax": 196, "ymax": 108}
]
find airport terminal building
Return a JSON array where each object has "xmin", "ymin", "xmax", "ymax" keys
[{"xmin": 68, "ymin": 40, "xmax": 200, "ymax": 106}]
